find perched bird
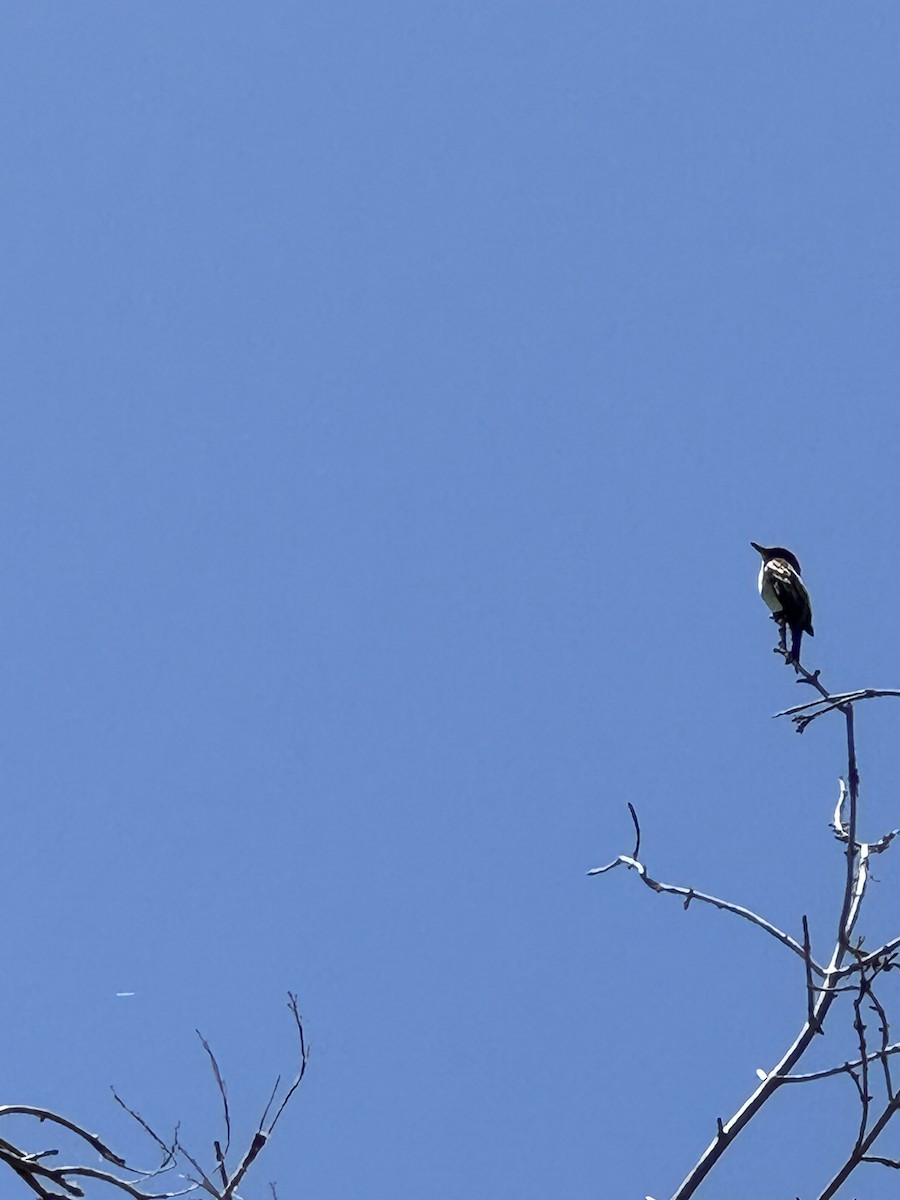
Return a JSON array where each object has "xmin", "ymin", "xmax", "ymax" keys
[{"xmin": 751, "ymin": 542, "xmax": 814, "ymax": 665}]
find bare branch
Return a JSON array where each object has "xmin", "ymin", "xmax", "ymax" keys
[
  {"xmin": 174, "ymin": 1137, "xmax": 219, "ymax": 1199},
  {"xmin": 831, "ymin": 779, "xmax": 848, "ymax": 841},
  {"xmin": 817, "ymin": 1097, "xmax": 900, "ymax": 1198},
  {"xmin": 870, "ymin": 827, "xmax": 900, "ymax": 855},
  {"xmin": 110, "ymin": 1091, "xmax": 176, "ymax": 1168},
  {"xmin": 802, "ymin": 917, "xmax": 819, "ymax": 1032},
  {"xmin": 0, "ymin": 1132, "xmax": 192, "ymax": 1200},
  {"xmin": 836, "ymin": 706, "xmax": 862, "ymax": 954},
  {"xmin": 221, "ymin": 1132, "xmax": 267, "ymax": 1200},
  {"xmin": 169, "ymin": 995, "xmax": 310, "ymax": 1200},
  {"xmin": 867, "ymin": 986, "xmax": 894, "ymax": 1101},
  {"xmin": 791, "ymin": 660, "xmax": 830, "ymax": 700},
  {"xmin": 49, "ymin": 1166, "xmax": 195, "ymax": 1200},
  {"xmin": 842, "ymin": 939, "xmax": 900, "ymax": 978},
  {"xmin": 778, "ymin": 1041, "xmax": 900, "ymax": 1084},
  {"xmin": 265, "ymin": 994, "xmax": 310, "ymax": 1135},
  {"xmin": 851, "ymin": 978, "xmax": 872, "ymax": 1154},
  {"xmin": 0, "ymin": 1108, "xmax": 128, "ymax": 1169},
  {"xmin": 589, "ymin": 849, "xmax": 824, "ymax": 975},
  {"xmin": 667, "ymin": 663, "xmax": 872, "ymax": 1198},
  {"xmin": 626, "ymin": 802, "xmax": 640, "ymax": 860},
  {"xmin": 256, "ymin": 1080, "xmax": 282, "ymax": 1146},
  {"xmin": 775, "ymin": 688, "xmax": 900, "ymax": 719},
  {"xmin": 196, "ymin": 1031, "xmax": 231, "ymax": 1183}
]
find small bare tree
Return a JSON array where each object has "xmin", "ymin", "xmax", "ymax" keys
[
  {"xmin": 0, "ymin": 992, "xmax": 308, "ymax": 1199},
  {"xmin": 592, "ymin": 636, "xmax": 900, "ymax": 1197}
]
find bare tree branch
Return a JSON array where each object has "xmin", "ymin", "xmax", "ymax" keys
[
  {"xmin": 265, "ymin": 994, "xmax": 310, "ymax": 1135},
  {"xmin": 777, "ymin": 1041, "xmax": 900, "ymax": 1084},
  {"xmin": 195, "ymin": 1032, "xmax": 231, "ymax": 1187},
  {"xmin": 0, "ymin": 1108, "xmax": 129, "ymax": 1169},
  {"xmin": 0, "ymin": 997, "xmax": 307, "ymax": 1200},
  {"xmin": 867, "ymin": 985, "xmax": 894, "ymax": 1101},
  {"xmin": 801, "ymin": 917, "xmax": 818, "ymax": 1031},
  {"xmin": 589, "ymin": 840, "xmax": 824, "ymax": 975},
  {"xmin": 169, "ymin": 995, "xmax": 309, "ymax": 1200},
  {"xmin": 851, "ymin": 978, "xmax": 872, "ymax": 1155},
  {"xmin": 109, "ymin": 1092, "xmax": 177, "ymax": 1170},
  {"xmin": 775, "ymin": 688, "xmax": 900, "ymax": 723},
  {"xmin": 817, "ymin": 1096, "xmax": 900, "ymax": 1198},
  {"xmin": 604, "ymin": 653, "xmax": 900, "ymax": 1199},
  {"xmin": 626, "ymin": 801, "xmax": 640, "ymax": 860}
]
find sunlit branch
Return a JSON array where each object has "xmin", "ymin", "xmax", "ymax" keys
[{"xmin": 589, "ymin": 843, "xmax": 824, "ymax": 975}]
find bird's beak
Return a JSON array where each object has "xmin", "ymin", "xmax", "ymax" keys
[{"xmin": 750, "ymin": 541, "xmax": 765, "ymax": 556}]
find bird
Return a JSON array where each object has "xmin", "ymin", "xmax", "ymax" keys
[{"xmin": 750, "ymin": 542, "xmax": 814, "ymax": 666}]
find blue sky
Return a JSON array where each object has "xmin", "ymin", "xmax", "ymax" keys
[{"xmin": 2, "ymin": 4, "xmax": 900, "ymax": 1197}]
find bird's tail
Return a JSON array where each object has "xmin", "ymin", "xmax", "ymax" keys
[{"xmin": 790, "ymin": 626, "xmax": 803, "ymax": 665}]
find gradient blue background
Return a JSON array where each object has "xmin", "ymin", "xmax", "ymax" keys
[{"xmin": 1, "ymin": 4, "xmax": 899, "ymax": 1197}]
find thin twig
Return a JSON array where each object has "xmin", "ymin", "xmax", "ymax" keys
[
  {"xmin": 196, "ymin": 1033, "xmax": 231, "ymax": 1158},
  {"xmin": 867, "ymin": 985, "xmax": 894, "ymax": 1101},
  {"xmin": 870, "ymin": 827, "xmax": 900, "ymax": 855},
  {"xmin": 775, "ymin": 689, "xmax": 900, "ymax": 719},
  {"xmin": 196, "ymin": 1031, "xmax": 231, "ymax": 1186},
  {"xmin": 110, "ymin": 1091, "xmax": 175, "ymax": 1167},
  {"xmin": 778, "ymin": 1041, "xmax": 900, "ymax": 1083},
  {"xmin": 851, "ymin": 977, "xmax": 871, "ymax": 1153},
  {"xmin": 257, "ymin": 1077, "xmax": 281, "ymax": 1134},
  {"xmin": 173, "ymin": 1132, "xmax": 219, "ymax": 1199},
  {"xmin": 0, "ymin": 1107, "xmax": 128, "ymax": 1169},
  {"xmin": 48, "ymin": 1165, "xmax": 196, "ymax": 1200},
  {"xmin": 589, "ymin": 851, "xmax": 824, "ymax": 975},
  {"xmin": 842, "ymin": 939, "xmax": 900, "ymax": 978},
  {"xmin": 802, "ymin": 917, "xmax": 819, "ymax": 1032},
  {"xmin": 190, "ymin": 994, "xmax": 309, "ymax": 1200},
  {"xmin": 627, "ymin": 802, "xmax": 640, "ymax": 860},
  {"xmin": 817, "ymin": 1096, "xmax": 900, "ymax": 1198},
  {"xmin": 265, "ymin": 994, "xmax": 310, "ymax": 1135},
  {"xmin": 861, "ymin": 1153, "xmax": 900, "ymax": 1168}
]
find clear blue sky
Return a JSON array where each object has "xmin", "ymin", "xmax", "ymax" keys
[{"xmin": 2, "ymin": 5, "xmax": 899, "ymax": 1197}]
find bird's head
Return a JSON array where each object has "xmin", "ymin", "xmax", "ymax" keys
[{"xmin": 751, "ymin": 542, "xmax": 803, "ymax": 574}]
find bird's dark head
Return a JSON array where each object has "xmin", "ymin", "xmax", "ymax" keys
[{"xmin": 751, "ymin": 542, "xmax": 803, "ymax": 574}]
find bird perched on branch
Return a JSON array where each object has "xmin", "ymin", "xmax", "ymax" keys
[{"xmin": 751, "ymin": 542, "xmax": 814, "ymax": 666}]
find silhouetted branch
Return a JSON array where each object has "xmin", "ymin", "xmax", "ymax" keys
[
  {"xmin": 175, "ymin": 994, "xmax": 308, "ymax": 1200},
  {"xmin": 817, "ymin": 1096, "xmax": 900, "ymax": 1198},
  {"xmin": 195, "ymin": 1032, "xmax": 231, "ymax": 1187},
  {"xmin": 0, "ymin": 997, "xmax": 307, "ymax": 1199},
  {"xmin": 867, "ymin": 986, "xmax": 894, "ymax": 1101},
  {"xmin": 605, "ymin": 651, "xmax": 900, "ymax": 1198},
  {"xmin": 589, "ymin": 833, "xmax": 823, "ymax": 975},
  {"xmin": 801, "ymin": 917, "xmax": 818, "ymax": 1031},
  {"xmin": 775, "ymin": 689, "xmax": 900, "ymax": 728},
  {"xmin": 778, "ymin": 1042, "xmax": 900, "ymax": 1084},
  {"xmin": 0, "ymin": 1108, "xmax": 129, "ymax": 1169},
  {"xmin": 626, "ymin": 802, "xmax": 640, "ymax": 860},
  {"xmin": 265, "ymin": 993, "xmax": 310, "ymax": 1135},
  {"xmin": 109, "ymin": 1092, "xmax": 176, "ymax": 1168},
  {"xmin": 861, "ymin": 1153, "xmax": 900, "ymax": 1168},
  {"xmin": 851, "ymin": 978, "xmax": 871, "ymax": 1155}
]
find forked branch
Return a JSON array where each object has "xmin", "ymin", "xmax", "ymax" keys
[
  {"xmin": 599, "ymin": 653, "xmax": 900, "ymax": 1199},
  {"xmin": 0, "ymin": 996, "xmax": 308, "ymax": 1200}
]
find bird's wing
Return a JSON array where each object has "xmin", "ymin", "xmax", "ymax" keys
[{"xmin": 768, "ymin": 559, "xmax": 814, "ymax": 634}]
